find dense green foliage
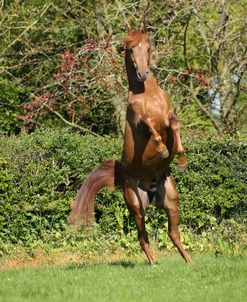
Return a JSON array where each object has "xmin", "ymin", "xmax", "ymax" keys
[
  {"xmin": 0, "ymin": 77, "xmax": 26, "ymax": 134},
  {"xmin": 1, "ymin": 256, "xmax": 247, "ymax": 302},
  {"xmin": 0, "ymin": 130, "xmax": 246, "ymax": 254}
]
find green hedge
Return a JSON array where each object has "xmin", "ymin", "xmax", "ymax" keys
[{"xmin": 0, "ymin": 129, "xmax": 246, "ymax": 253}]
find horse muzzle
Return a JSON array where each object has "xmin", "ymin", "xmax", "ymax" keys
[{"xmin": 136, "ymin": 70, "xmax": 148, "ymax": 82}]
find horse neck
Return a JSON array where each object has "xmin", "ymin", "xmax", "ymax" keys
[{"xmin": 125, "ymin": 52, "xmax": 145, "ymax": 94}]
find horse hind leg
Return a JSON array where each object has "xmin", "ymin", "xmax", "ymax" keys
[
  {"xmin": 123, "ymin": 177, "xmax": 155, "ymax": 265},
  {"xmin": 157, "ymin": 175, "xmax": 193, "ymax": 265},
  {"xmin": 142, "ymin": 114, "xmax": 169, "ymax": 158}
]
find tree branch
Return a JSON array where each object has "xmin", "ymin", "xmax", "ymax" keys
[
  {"xmin": 0, "ymin": 4, "xmax": 51, "ymax": 56},
  {"xmin": 44, "ymin": 104, "xmax": 104, "ymax": 138},
  {"xmin": 179, "ymin": 79, "xmax": 222, "ymax": 133},
  {"xmin": 183, "ymin": 9, "xmax": 193, "ymax": 68}
]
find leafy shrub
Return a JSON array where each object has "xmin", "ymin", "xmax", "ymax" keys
[
  {"xmin": 0, "ymin": 129, "xmax": 246, "ymax": 253},
  {"xmin": 0, "ymin": 129, "xmax": 121, "ymax": 247},
  {"xmin": 174, "ymin": 137, "xmax": 247, "ymax": 227}
]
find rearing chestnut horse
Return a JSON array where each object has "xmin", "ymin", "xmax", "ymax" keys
[{"xmin": 68, "ymin": 27, "xmax": 192, "ymax": 266}]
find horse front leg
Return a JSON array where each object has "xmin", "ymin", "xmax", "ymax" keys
[
  {"xmin": 142, "ymin": 114, "xmax": 169, "ymax": 158},
  {"xmin": 157, "ymin": 175, "xmax": 193, "ymax": 265},
  {"xmin": 123, "ymin": 177, "xmax": 155, "ymax": 265},
  {"xmin": 168, "ymin": 111, "xmax": 188, "ymax": 170}
]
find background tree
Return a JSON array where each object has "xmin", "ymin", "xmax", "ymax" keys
[
  {"xmin": 180, "ymin": 0, "xmax": 247, "ymax": 134},
  {"xmin": 0, "ymin": 0, "xmax": 246, "ymax": 136}
]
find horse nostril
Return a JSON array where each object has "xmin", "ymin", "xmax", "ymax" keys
[{"xmin": 136, "ymin": 70, "xmax": 147, "ymax": 82}]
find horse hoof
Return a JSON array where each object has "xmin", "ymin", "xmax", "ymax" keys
[
  {"xmin": 156, "ymin": 144, "xmax": 169, "ymax": 158},
  {"xmin": 177, "ymin": 161, "xmax": 188, "ymax": 171},
  {"xmin": 161, "ymin": 149, "xmax": 169, "ymax": 158}
]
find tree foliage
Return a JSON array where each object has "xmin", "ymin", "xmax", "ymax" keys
[{"xmin": 0, "ymin": 0, "xmax": 246, "ymax": 135}]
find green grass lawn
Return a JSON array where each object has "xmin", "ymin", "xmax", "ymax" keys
[{"xmin": 0, "ymin": 255, "xmax": 246, "ymax": 302}]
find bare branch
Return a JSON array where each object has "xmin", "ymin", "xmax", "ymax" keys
[
  {"xmin": 183, "ymin": 9, "xmax": 193, "ymax": 68},
  {"xmin": 0, "ymin": 4, "xmax": 51, "ymax": 56},
  {"xmin": 44, "ymin": 104, "xmax": 104, "ymax": 138},
  {"xmin": 179, "ymin": 78, "xmax": 222, "ymax": 133}
]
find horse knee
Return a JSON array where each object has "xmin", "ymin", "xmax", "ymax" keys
[
  {"xmin": 138, "ymin": 231, "xmax": 149, "ymax": 251},
  {"xmin": 138, "ymin": 231, "xmax": 149, "ymax": 242},
  {"xmin": 127, "ymin": 204, "xmax": 142, "ymax": 219},
  {"xmin": 164, "ymin": 194, "xmax": 179, "ymax": 212}
]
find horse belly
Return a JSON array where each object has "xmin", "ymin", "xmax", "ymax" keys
[{"xmin": 122, "ymin": 124, "xmax": 174, "ymax": 180}]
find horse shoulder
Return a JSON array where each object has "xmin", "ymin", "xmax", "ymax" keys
[{"xmin": 128, "ymin": 94, "xmax": 146, "ymax": 122}]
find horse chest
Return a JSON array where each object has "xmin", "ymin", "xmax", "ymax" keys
[{"xmin": 129, "ymin": 95, "xmax": 168, "ymax": 127}]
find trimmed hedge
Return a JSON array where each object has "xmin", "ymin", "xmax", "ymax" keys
[
  {"xmin": 0, "ymin": 129, "xmax": 246, "ymax": 252},
  {"xmin": 0, "ymin": 130, "xmax": 120, "ymax": 245}
]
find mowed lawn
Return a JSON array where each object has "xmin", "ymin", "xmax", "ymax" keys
[{"xmin": 0, "ymin": 255, "xmax": 246, "ymax": 302}]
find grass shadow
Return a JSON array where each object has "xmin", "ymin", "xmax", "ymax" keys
[
  {"xmin": 108, "ymin": 260, "xmax": 137, "ymax": 268},
  {"xmin": 65, "ymin": 260, "xmax": 137, "ymax": 270},
  {"xmin": 65, "ymin": 263, "xmax": 88, "ymax": 270}
]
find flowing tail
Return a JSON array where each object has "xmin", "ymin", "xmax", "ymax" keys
[{"xmin": 67, "ymin": 160, "xmax": 124, "ymax": 227}]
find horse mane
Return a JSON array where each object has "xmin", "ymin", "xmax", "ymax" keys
[{"xmin": 123, "ymin": 29, "xmax": 147, "ymax": 48}]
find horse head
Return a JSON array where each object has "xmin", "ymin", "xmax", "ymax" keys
[{"xmin": 123, "ymin": 29, "xmax": 151, "ymax": 82}]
